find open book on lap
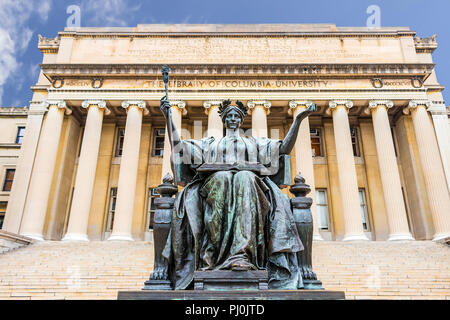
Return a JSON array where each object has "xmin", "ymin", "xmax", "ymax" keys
[{"xmin": 196, "ymin": 162, "xmax": 266, "ymax": 174}]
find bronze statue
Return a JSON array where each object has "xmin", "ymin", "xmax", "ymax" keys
[{"xmin": 144, "ymin": 65, "xmax": 321, "ymax": 291}]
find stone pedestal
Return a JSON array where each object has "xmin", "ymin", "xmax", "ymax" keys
[
  {"xmin": 194, "ymin": 270, "xmax": 268, "ymax": 291},
  {"xmin": 118, "ymin": 290, "xmax": 345, "ymax": 300}
]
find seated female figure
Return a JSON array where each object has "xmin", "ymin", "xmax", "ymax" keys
[{"xmin": 160, "ymin": 99, "xmax": 315, "ymax": 290}]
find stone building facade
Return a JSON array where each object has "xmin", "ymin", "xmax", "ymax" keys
[{"xmin": 1, "ymin": 24, "xmax": 449, "ymax": 243}]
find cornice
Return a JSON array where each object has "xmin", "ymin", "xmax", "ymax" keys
[
  {"xmin": 58, "ymin": 30, "xmax": 416, "ymax": 39},
  {"xmin": 0, "ymin": 107, "xmax": 29, "ymax": 116},
  {"xmin": 40, "ymin": 63, "xmax": 435, "ymax": 81}
]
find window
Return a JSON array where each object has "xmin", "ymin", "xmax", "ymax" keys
[
  {"xmin": 315, "ymin": 189, "xmax": 330, "ymax": 230},
  {"xmin": 152, "ymin": 128, "xmax": 165, "ymax": 157},
  {"xmin": 15, "ymin": 127, "xmax": 25, "ymax": 144},
  {"xmin": 350, "ymin": 127, "xmax": 361, "ymax": 157},
  {"xmin": 106, "ymin": 188, "xmax": 117, "ymax": 232},
  {"xmin": 310, "ymin": 128, "xmax": 323, "ymax": 157},
  {"xmin": 115, "ymin": 128, "xmax": 125, "ymax": 157},
  {"xmin": 359, "ymin": 189, "xmax": 370, "ymax": 231},
  {"xmin": 0, "ymin": 201, "xmax": 6, "ymax": 229},
  {"xmin": 146, "ymin": 188, "xmax": 160, "ymax": 229},
  {"xmin": 2, "ymin": 169, "xmax": 15, "ymax": 192}
]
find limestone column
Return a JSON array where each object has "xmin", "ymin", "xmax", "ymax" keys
[
  {"xmin": 289, "ymin": 100, "xmax": 323, "ymax": 241},
  {"xmin": 328, "ymin": 100, "xmax": 368, "ymax": 241},
  {"xmin": 108, "ymin": 101, "xmax": 148, "ymax": 241},
  {"xmin": 19, "ymin": 100, "xmax": 71, "ymax": 240},
  {"xmin": 2, "ymin": 102, "xmax": 47, "ymax": 233},
  {"xmin": 368, "ymin": 100, "xmax": 414, "ymax": 241},
  {"xmin": 407, "ymin": 100, "xmax": 450, "ymax": 241},
  {"xmin": 428, "ymin": 105, "xmax": 450, "ymax": 191},
  {"xmin": 62, "ymin": 100, "xmax": 109, "ymax": 241},
  {"xmin": 248, "ymin": 100, "xmax": 271, "ymax": 138},
  {"xmin": 161, "ymin": 101, "xmax": 186, "ymax": 181},
  {"xmin": 203, "ymin": 100, "xmax": 224, "ymax": 140}
]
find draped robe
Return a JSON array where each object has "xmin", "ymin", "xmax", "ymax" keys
[{"xmin": 162, "ymin": 135, "xmax": 304, "ymax": 290}]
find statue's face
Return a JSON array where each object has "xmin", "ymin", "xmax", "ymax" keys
[{"xmin": 224, "ymin": 109, "xmax": 242, "ymax": 129}]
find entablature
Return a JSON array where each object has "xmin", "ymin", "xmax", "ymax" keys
[{"xmin": 40, "ymin": 63, "xmax": 435, "ymax": 81}]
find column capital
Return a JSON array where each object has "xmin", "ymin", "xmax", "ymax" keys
[
  {"xmin": 203, "ymin": 100, "xmax": 222, "ymax": 115},
  {"xmin": 288, "ymin": 100, "xmax": 314, "ymax": 116},
  {"xmin": 82, "ymin": 99, "xmax": 111, "ymax": 115},
  {"xmin": 328, "ymin": 100, "xmax": 353, "ymax": 110},
  {"xmin": 327, "ymin": 100, "xmax": 353, "ymax": 115},
  {"xmin": 43, "ymin": 99, "xmax": 72, "ymax": 115},
  {"xmin": 247, "ymin": 100, "xmax": 271, "ymax": 115},
  {"xmin": 364, "ymin": 100, "xmax": 394, "ymax": 115},
  {"xmin": 121, "ymin": 100, "xmax": 149, "ymax": 115},
  {"xmin": 289, "ymin": 100, "xmax": 314, "ymax": 109},
  {"xmin": 408, "ymin": 99, "xmax": 432, "ymax": 109},
  {"xmin": 369, "ymin": 100, "xmax": 394, "ymax": 109},
  {"xmin": 403, "ymin": 99, "xmax": 432, "ymax": 115},
  {"xmin": 170, "ymin": 100, "xmax": 187, "ymax": 116},
  {"xmin": 247, "ymin": 100, "xmax": 271, "ymax": 109}
]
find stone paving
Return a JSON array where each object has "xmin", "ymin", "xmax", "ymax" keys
[{"xmin": 0, "ymin": 240, "xmax": 448, "ymax": 300}]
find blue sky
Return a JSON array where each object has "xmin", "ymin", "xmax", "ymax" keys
[{"xmin": 0, "ymin": 0, "xmax": 448, "ymax": 106}]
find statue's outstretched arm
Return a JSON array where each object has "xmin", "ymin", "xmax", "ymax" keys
[
  {"xmin": 279, "ymin": 104, "xmax": 316, "ymax": 155},
  {"xmin": 160, "ymin": 97, "xmax": 181, "ymax": 148}
]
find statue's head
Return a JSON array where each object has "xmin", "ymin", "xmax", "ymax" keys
[{"xmin": 218, "ymin": 100, "xmax": 248, "ymax": 129}]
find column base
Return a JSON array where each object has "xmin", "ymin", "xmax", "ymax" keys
[
  {"xmin": 342, "ymin": 233, "xmax": 369, "ymax": 241},
  {"xmin": 107, "ymin": 233, "xmax": 134, "ymax": 241},
  {"xmin": 20, "ymin": 233, "xmax": 44, "ymax": 241},
  {"xmin": 62, "ymin": 233, "xmax": 89, "ymax": 242},
  {"xmin": 313, "ymin": 234, "xmax": 324, "ymax": 241},
  {"xmin": 388, "ymin": 233, "xmax": 415, "ymax": 241},
  {"xmin": 432, "ymin": 233, "xmax": 450, "ymax": 242}
]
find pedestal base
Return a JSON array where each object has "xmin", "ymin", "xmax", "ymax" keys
[
  {"xmin": 303, "ymin": 279, "xmax": 323, "ymax": 290},
  {"xmin": 194, "ymin": 270, "xmax": 268, "ymax": 291},
  {"xmin": 143, "ymin": 279, "xmax": 172, "ymax": 290},
  {"xmin": 118, "ymin": 290, "xmax": 345, "ymax": 300}
]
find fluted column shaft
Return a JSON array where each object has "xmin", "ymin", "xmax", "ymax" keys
[
  {"xmin": 369, "ymin": 101, "xmax": 414, "ymax": 241},
  {"xmin": 108, "ymin": 101, "xmax": 146, "ymax": 241},
  {"xmin": 409, "ymin": 101, "xmax": 450, "ymax": 241},
  {"xmin": 329, "ymin": 101, "xmax": 368, "ymax": 241},
  {"xmin": 204, "ymin": 101, "xmax": 223, "ymax": 140},
  {"xmin": 63, "ymin": 101, "xmax": 108, "ymax": 241},
  {"xmin": 2, "ymin": 103, "xmax": 47, "ymax": 233},
  {"xmin": 248, "ymin": 101, "xmax": 271, "ymax": 138},
  {"xmin": 161, "ymin": 101, "xmax": 185, "ymax": 180},
  {"xmin": 20, "ymin": 101, "xmax": 70, "ymax": 240},
  {"xmin": 290, "ymin": 101, "xmax": 323, "ymax": 241}
]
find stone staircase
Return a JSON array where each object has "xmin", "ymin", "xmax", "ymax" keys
[{"xmin": 0, "ymin": 240, "xmax": 448, "ymax": 300}]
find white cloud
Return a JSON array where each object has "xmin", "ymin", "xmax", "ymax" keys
[
  {"xmin": 0, "ymin": 0, "xmax": 52, "ymax": 105},
  {"xmin": 82, "ymin": 0, "xmax": 141, "ymax": 27},
  {"xmin": 37, "ymin": 0, "xmax": 52, "ymax": 22}
]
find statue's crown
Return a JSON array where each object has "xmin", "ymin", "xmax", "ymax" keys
[{"xmin": 218, "ymin": 99, "xmax": 248, "ymax": 120}]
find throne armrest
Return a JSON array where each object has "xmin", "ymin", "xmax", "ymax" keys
[
  {"xmin": 174, "ymin": 152, "xmax": 196, "ymax": 187},
  {"xmin": 269, "ymin": 154, "xmax": 291, "ymax": 189}
]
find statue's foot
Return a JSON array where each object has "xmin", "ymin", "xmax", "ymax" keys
[
  {"xmin": 150, "ymin": 265, "xmax": 169, "ymax": 280},
  {"xmin": 231, "ymin": 261, "xmax": 256, "ymax": 271}
]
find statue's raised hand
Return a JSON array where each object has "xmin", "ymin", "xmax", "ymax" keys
[
  {"xmin": 160, "ymin": 96, "xmax": 171, "ymax": 119},
  {"xmin": 295, "ymin": 103, "xmax": 317, "ymax": 121}
]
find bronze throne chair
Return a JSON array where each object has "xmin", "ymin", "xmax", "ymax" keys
[{"xmin": 143, "ymin": 154, "xmax": 323, "ymax": 290}]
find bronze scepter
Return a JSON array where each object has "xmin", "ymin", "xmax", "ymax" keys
[{"xmin": 161, "ymin": 65, "xmax": 177, "ymax": 186}]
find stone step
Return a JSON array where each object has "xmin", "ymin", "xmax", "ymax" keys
[{"xmin": 0, "ymin": 241, "xmax": 448, "ymax": 300}]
